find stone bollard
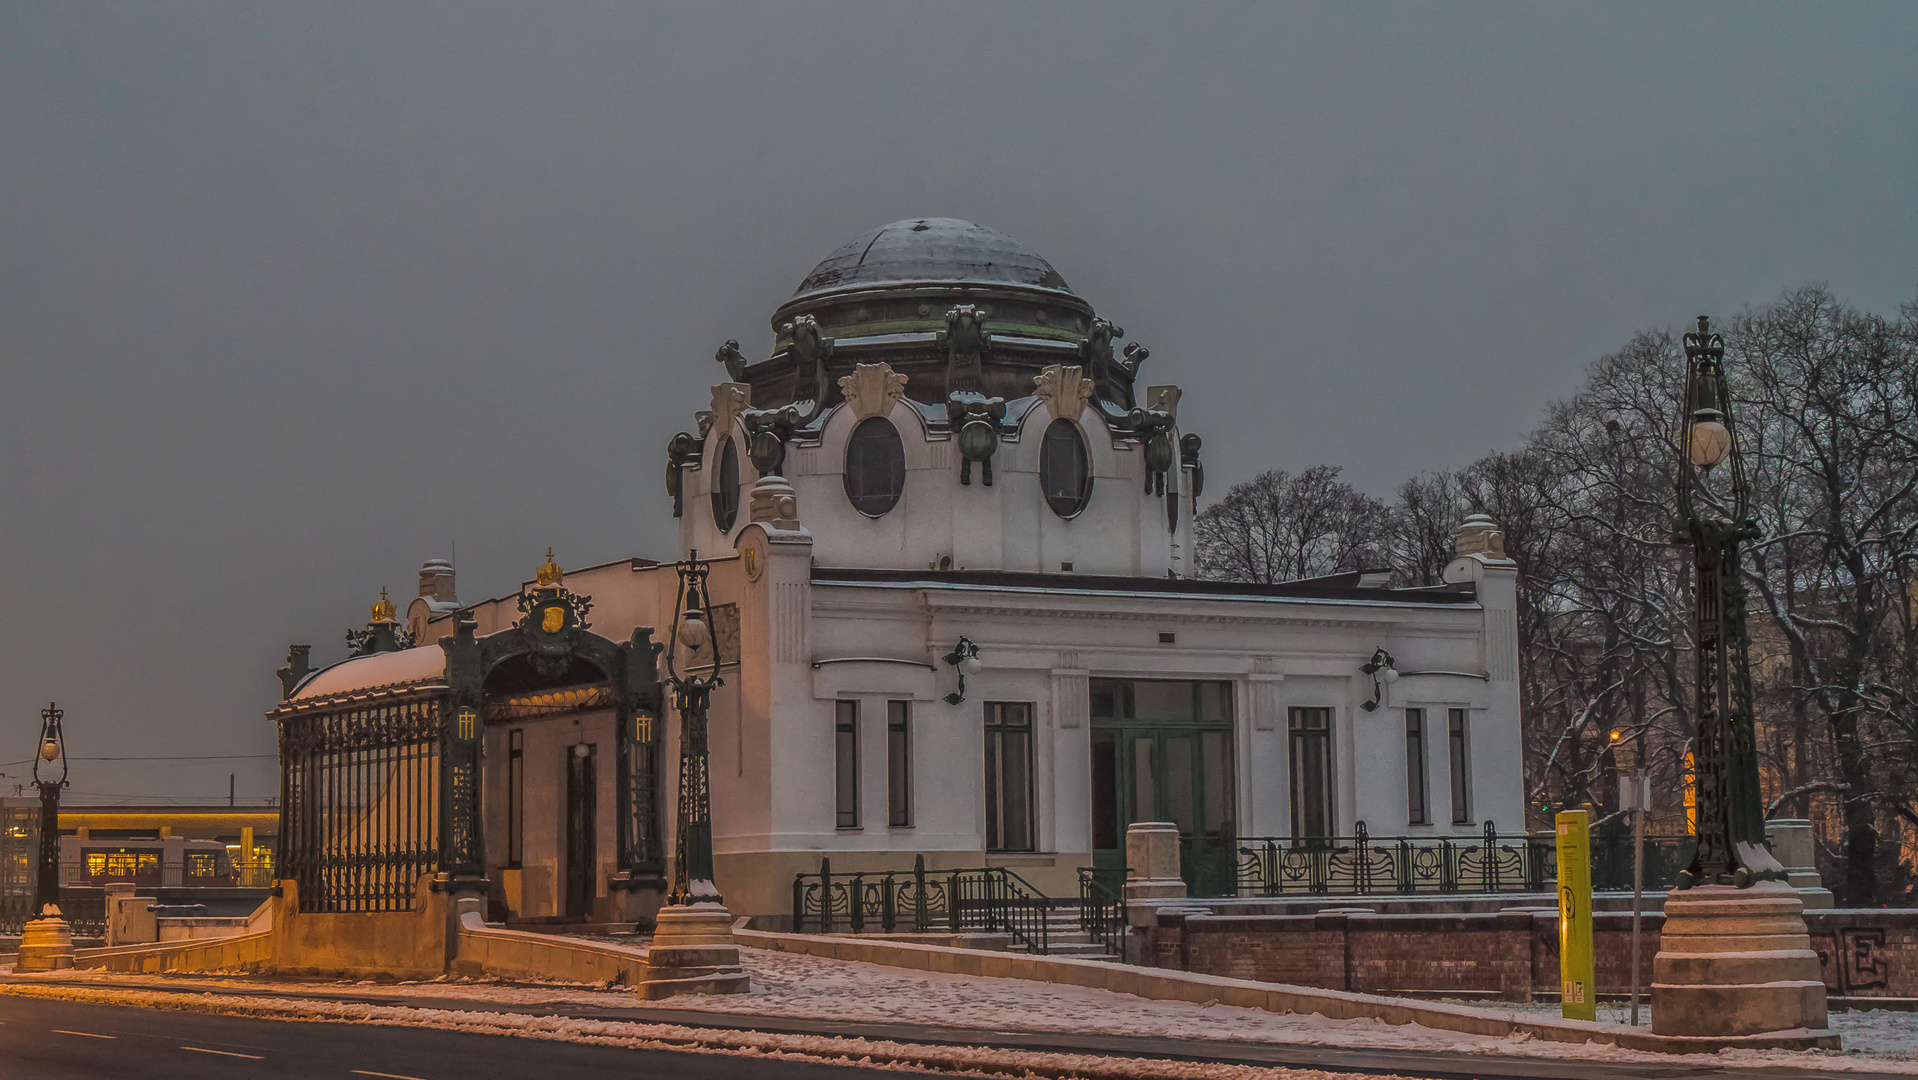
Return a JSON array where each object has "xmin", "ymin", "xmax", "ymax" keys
[
  {"xmin": 16, "ymin": 907, "xmax": 76, "ymax": 972},
  {"xmin": 1124, "ymin": 822, "xmax": 1187, "ymax": 927},
  {"xmin": 1764, "ymin": 819, "xmax": 1835, "ymax": 909}
]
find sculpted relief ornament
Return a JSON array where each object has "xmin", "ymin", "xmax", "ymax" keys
[
  {"xmin": 1033, "ymin": 364, "xmax": 1094, "ymax": 421},
  {"xmin": 709, "ymin": 382, "xmax": 751, "ymax": 440},
  {"xmin": 837, "ymin": 362, "xmax": 910, "ymax": 420}
]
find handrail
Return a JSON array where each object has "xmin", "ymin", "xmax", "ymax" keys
[
  {"xmin": 792, "ymin": 858, "xmax": 1059, "ymax": 954},
  {"xmin": 1077, "ymin": 866, "xmax": 1128, "ymax": 958}
]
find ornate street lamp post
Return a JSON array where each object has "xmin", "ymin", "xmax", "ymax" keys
[
  {"xmin": 640, "ymin": 549, "xmax": 749, "ymax": 998},
  {"xmin": 665, "ymin": 552, "xmax": 723, "ymax": 906},
  {"xmin": 30, "ymin": 702, "xmax": 67, "ymax": 917},
  {"xmin": 1651, "ymin": 317, "xmax": 1830, "ymax": 1046},
  {"xmin": 18, "ymin": 702, "xmax": 75, "ymax": 972},
  {"xmin": 1671, "ymin": 315, "xmax": 1783, "ymax": 890}
]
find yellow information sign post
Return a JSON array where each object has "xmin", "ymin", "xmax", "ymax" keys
[{"xmin": 1555, "ymin": 810, "xmax": 1597, "ymax": 1021}]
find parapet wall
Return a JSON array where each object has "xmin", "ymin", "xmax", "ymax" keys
[{"xmin": 1146, "ymin": 906, "xmax": 1916, "ymax": 1001}]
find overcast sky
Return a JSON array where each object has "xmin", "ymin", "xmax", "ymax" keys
[{"xmin": 2, "ymin": 4, "xmax": 1914, "ymax": 802}]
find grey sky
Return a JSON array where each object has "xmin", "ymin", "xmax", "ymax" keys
[{"xmin": 3, "ymin": 4, "xmax": 1914, "ymax": 802}]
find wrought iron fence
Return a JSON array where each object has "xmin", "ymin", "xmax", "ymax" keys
[
  {"xmin": 792, "ymin": 857, "xmax": 1053, "ymax": 953},
  {"xmin": 0, "ymin": 886, "xmax": 106, "ymax": 937},
  {"xmin": 1077, "ymin": 866, "xmax": 1128, "ymax": 958},
  {"xmin": 278, "ymin": 696, "xmax": 442, "ymax": 913},
  {"xmin": 1231, "ymin": 823, "xmax": 1697, "ymax": 898},
  {"xmin": 1232, "ymin": 823, "xmax": 1551, "ymax": 897}
]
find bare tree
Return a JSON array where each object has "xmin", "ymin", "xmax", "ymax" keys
[{"xmin": 1194, "ymin": 465, "xmax": 1390, "ymax": 583}]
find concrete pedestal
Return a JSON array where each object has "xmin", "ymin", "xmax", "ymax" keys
[
  {"xmin": 1764, "ymin": 819, "xmax": 1835, "ymax": 909},
  {"xmin": 16, "ymin": 913, "xmax": 75, "ymax": 972},
  {"xmin": 1123, "ymin": 822, "xmax": 1188, "ymax": 927},
  {"xmin": 638, "ymin": 904, "xmax": 749, "ymax": 1000},
  {"xmin": 1651, "ymin": 882, "xmax": 1833, "ymax": 1049}
]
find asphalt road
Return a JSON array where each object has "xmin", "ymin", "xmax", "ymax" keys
[
  {"xmin": 0, "ymin": 995, "xmax": 887, "ymax": 1080},
  {"xmin": 0, "ymin": 989, "xmax": 1903, "ymax": 1080}
]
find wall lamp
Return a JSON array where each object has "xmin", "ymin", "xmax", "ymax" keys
[
  {"xmin": 1359, "ymin": 647, "xmax": 1399, "ymax": 711},
  {"xmin": 942, "ymin": 636, "xmax": 983, "ymax": 705}
]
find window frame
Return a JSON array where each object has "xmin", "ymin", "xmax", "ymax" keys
[
  {"xmin": 1405, "ymin": 708, "xmax": 1429, "ymax": 826},
  {"xmin": 506, "ymin": 728, "xmax": 525, "ymax": 867},
  {"xmin": 1287, "ymin": 706, "xmax": 1335, "ymax": 843},
  {"xmin": 843, "ymin": 416, "xmax": 908, "ymax": 518},
  {"xmin": 1448, "ymin": 708, "xmax": 1472, "ymax": 825},
  {"xmin": 887, "ymin": 700, "xmax": 912, "ymax": 827},
  {"xmin": 983, "ymin": 701, "xmax": 1037, "ymax": 852},
  {"xmin": 1038, "ymin": 418, "xmax": 1093, "ymax": 518},
  {"xmin": 710, "ymin": 435, "xmax": 741, "ymax": 532},
  {"xmin": 835, "ymin": 700, "xmax": 861, "ymax": 830}
]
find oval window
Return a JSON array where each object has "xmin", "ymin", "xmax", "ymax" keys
[
  {"xmin": 1039, "ymin": 418, "xmax": 1092, "ymax": 518},
  {"xmin": 710, "ymin": 436, "xmax": 740, "ymax": 532},
  {"xmin": 843, "ymin": 416, "xmax": 906, "ymax": 517}
]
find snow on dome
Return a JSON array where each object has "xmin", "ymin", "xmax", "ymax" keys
[
  {"xmin": 792, "ymin": 218, "xmax": 1073, "ymax": 301},
  {"xmin": 290, "ymin": 645, "xmax": 446, "ymax": 700}
]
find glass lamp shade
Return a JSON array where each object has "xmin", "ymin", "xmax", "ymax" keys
[
  {"xmin": 677, "ymin": 611, "xmax": 712, "ymax": 652},
  {"xmin": 1381, "ymin": 667, "xmax": 1399, "ymax": 684},
  {"xmin": 1689, "ymin": 419, "xmax": 1733, "ymax": 471},
  {"xmin": 963, "ymin": 655, "xmax": 984, "ymax": 676},
  {"xmin": 38, "ymin": 736, "xmax": 59, "ymax": 761}
]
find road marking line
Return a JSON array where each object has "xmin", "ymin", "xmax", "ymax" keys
[
  {"xmin": 181, "ymin": 1046, "xmax": 265, "ymax": 1059},
  {"xmin": 351, "ymin": 1071, "xmax": 429, "ymax": 1080},
  {"xmin": 52, "ymin": 1029, "xmax": 116, "ymax": 1038}
]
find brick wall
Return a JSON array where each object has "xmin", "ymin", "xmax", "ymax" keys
[{"xmin": 1148, "ymin": 906, "xmax": 1917, "ymax": 1001}]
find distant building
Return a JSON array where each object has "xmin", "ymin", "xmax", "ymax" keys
[{"xmin": 273, "ymin": 219, "xmax": 1523, "ymax": 923}]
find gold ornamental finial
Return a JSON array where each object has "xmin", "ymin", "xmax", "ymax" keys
[
  {"xmin": 535, "ymin": 547, "xmax": 564, "ymax": 588},
  {"xmin": 371, "ymin": 586, "xmax": 397, "ymax": 624}
]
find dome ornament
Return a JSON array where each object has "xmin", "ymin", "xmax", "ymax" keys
[
  {"xmin": 346, "ymin": 587, "xmax": 408, "ymax": 656},
  {"xmin": 535, "ymin": 547, "xmax": 564, "ymax": 588}
]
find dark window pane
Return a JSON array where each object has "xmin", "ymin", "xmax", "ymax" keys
[
  {"xmin": 985, "ymin": 702, "xmax": 1036, "ymax": 852},
  {"xmin": 1289, "ymin": 707, "xmax": 1333, "ymax": 841},
  {"xmin": 1201, "ymin": 729, "xmax": 1231, "ymax": 834},
  {"xmin": 1404, "ymin": 709, "xmax": 1427, "ymax": 826},
  {"xmin": 835, "ymin": 701, "xmax": 860, "ymax": 829},
  {"xmin": 1090, "ymin": 731, "xmax": 1119, "ymax": 851},
  {"xmin": 1449, "ymin": 709, "xmax": 1471, "ymax": 825},
  {"xmin": 844, "ymin": 417, "xmax": 907, "ymax": 517},
  {"xmin": 887, "ymin": 700, "xmax": 911, "ymax": 827},
  {"xmin": 1039, "ymin": 419, "xmax": 1092, "ymax": 517},
  {"xmin": 1164, "ymin": 736, "xmax": 1196, "ymax": 834},
  {"xmin": 1132, "ymin": 680, "xmax": 1194, "ymax": 721},
  {"xmin": 710, "ymin": 437, "xmax": 740, "ymax": 532},
  {"xmin": 508, "ymin": 728, "xmax": 525, "ymax": 865}
]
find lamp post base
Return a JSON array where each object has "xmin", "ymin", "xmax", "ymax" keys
[
  {"xmin": 1651, "ymin": 881, "xmax": 1833, "ymax": 1047},
  {"xmin": 16, "ymin": 910, "xmax": 75, "ymax": 972},
  {"xmin": 637, "ymin": 904, "xmax": 748, "ymax": 1000}
]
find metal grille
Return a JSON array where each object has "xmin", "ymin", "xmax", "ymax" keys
[{"xmin": 278, "ymin": 697, "xmax": 442, "ymax": 913}]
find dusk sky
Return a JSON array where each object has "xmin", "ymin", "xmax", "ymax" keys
[{"xmin": 3, "ymin": 4, "xmax": 1913, "ymax": 802}]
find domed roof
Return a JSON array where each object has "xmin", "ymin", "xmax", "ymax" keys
[{"xmin": 792, "ymin": 218, "xmax": 1073, "ymax": 301}]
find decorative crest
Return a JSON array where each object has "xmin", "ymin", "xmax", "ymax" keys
[
  {"xmin": 1682, "ymin": 315, "xmax": 1724, "ymax": 363},
  {"xmin": 535, "ymin": 547, "xmax": 564, "ymax": 587},
  {"xmin": 709, "ymin": 382, "xmax": 750, "ymax": 440},
  {"xmin": 837, "ymin": 362, "xmax": 910, "ymax": 420},
  {"xmin": 1033, "ymin": 364, "xmax": 1094, "ymax": 421},
  {"xmin": 370, "ymin": 587, "xmax": 397, "ymax": 624}
]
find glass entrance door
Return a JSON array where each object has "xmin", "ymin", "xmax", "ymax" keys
[{"xmin": 1089, "ymin": 679, "xmax": 1235, "ymax": 894}]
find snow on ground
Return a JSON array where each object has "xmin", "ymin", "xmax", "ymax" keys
[{"xmin": 7, "ymin": 947, "xmax": 1914, "ymax": 1071}]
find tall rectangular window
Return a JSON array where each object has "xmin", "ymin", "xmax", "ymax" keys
[
  {"xmin": 507, "ymin": 729, "xmax": 525, "ymax": 866},
  {"xmin": 1405, "ymin": 709, "xmax": 1429, "ymax": 826},
  {"xmin": 887, "ymin": 700, "xmax": 912, "ymax": 827},
  {"xmin": 1449, "ymin": 708, "xmax": 1472, "ymax": 824},
  {"xmin": 835, "ymin": 701, "xmax": 860, "ymax": 829},
  {"xmin": 1288, "ymin": 707, "xmax": 1334, "ymax": 842},
  {"xmin": 984, "ymin": 701, "xmax": 1035, "ymax": 852}
]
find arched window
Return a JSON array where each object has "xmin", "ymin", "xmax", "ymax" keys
[
  {"xmin": 843, "ymin": 416, "xmax": 906, "ymax": 517},
  {"xmin": 1039, "ymin": 418, "xmax": 1092, "ymax": 518},
  {"xmin": 710, "ymin": 436, "xmax": 740, "ymax": 532}
]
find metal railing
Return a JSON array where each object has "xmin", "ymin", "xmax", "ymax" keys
[
  {"xmin": 1077, "ymin": 866, "xmax": 1128, "ymax": 958},
  {"xmin": 1231, "ymin": 823, "xmax": 1696, "ymax": 898},
  {"xmin": 792, "ymin": 857, "xmax": 1053, "ymax": 953},
  {"xmin": 0, "ymin": 886, "xmax": 106, "ymax": 938}
]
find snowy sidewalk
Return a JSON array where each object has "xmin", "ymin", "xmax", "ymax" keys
[{"xmin": 3, "ymin": 945, "xmax": 1913, "ymax": 1076}]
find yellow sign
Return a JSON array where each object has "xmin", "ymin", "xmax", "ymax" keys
[
  {"xmin": 1556, "ymin": 809, "xmax": 1597, "ymax": 1021},
  {"xmin": 541, "ymin": 606, "xmax": 565, "ymax": 633},
  {"xmin": 456, "ymin": 708, "xmax": 478, "ymax": 741}
]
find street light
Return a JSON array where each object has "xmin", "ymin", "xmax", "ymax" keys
[
  {"xmin": 30, "ymin": 702, "xmax": 67, "ymax": 918},
  {"xmin": 1651, "ymin": 316, "xmax": 1825, "ymax": 1044},
  {"xmin": 665, "ymin": 551, "xmax": 724, "ymax": 907},
  {"xmin": 1672, "ymin": 314, "xmax": 1783, "ymax": 891}
]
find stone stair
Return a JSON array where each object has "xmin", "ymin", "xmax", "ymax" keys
[{"xmin": 1006, "ymin": 906, "xmax": 1122, "ymax": 960}]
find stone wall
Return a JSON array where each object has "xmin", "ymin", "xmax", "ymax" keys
[{"xmin": 1147, "ymin": 907, "xmax": 1915, "ymax": 1002}]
